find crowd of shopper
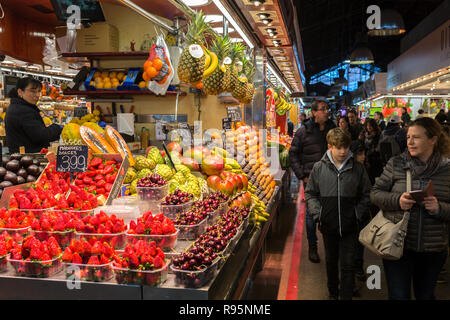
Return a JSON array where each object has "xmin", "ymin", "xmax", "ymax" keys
[{"xmin": 289, "ymin": 100, "xmax": 450, "ymax": 300}]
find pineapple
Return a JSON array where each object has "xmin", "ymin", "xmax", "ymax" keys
[
  {"xmin": 203, "ymin": 35, "xmax": 231, "ymax": 95},
  {"xmin": 177, "ymin": 11, "xmax": 211, "ymax": 84},
  {"xmin": 223, "ymin": 42, "xmax": 246, "ymax": 93},
  {"xmin": 242, "ymin": 60, "xmax": 256, "ymax": 104},
  {"xmin": 232, "ymin": 56, "xmax": 250, "ymax": 101}
]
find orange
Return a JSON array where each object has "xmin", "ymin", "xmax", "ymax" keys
[
  {"xmin": 194, "ymin": 81, "xmax": 203, "ymax": 89},
  {"xmin": 117, "ymin": 72, "xmax": 125, "ymax": 80},
  {"xmin": 147, "ymin": 67, "xmax": 158, "ymax": 79},
  {"xmin": 96, "ymin": 83, "xmax": 104, "ymax": 89},
  {"xmin": 152, "ymin": 58, "xmax": 163, "ymax": 71},
  {"xmin": 144, "ymin": 60, "xmax": 153, "ymax": 71},
  {"xmin": 142, "ymin": 72, "xmax": 151, "ymax": 82},
  {"xmin": 109, "ymin": 71, "xmax": 117, "ymax": 79},
  {"xmin": 104, "ymin": 82, "xmax": 112, "ymax": 89},
  {"xmin": 138, "ymin": 81, "xmax": 146, "ymax": 88}
]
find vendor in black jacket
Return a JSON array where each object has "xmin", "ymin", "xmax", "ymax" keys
[
  {"xmin": 289, "ymin": 99, "xmax": 336, "ymax": 263},
  {"xmin": 5, "ymin": 77, "xmax": 62, "ymax": 153}
]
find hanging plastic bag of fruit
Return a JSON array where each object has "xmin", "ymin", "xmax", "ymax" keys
[{"xmin": 144, "ymin": 34, "xmax": 174, "ymax": 96}]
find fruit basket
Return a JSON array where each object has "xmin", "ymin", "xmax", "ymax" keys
[
  {"xmin": 32, "ymin": 230, "xmax": 74, "ymax": 249},
  {"xmin": 62, "ymin": 209, "xmax": 94, "ymax": 219},
  {"xmin": 75, "ymin": 231, "xmax": 127, "ymax": 250},
  {"xmin": 175, "ymin": 218, "xmax": 207, "ymax": 241},
  {"xmin": 0, "ymin": 227, "xmax": 30, "ymax": 244},
  {"xmin": 170, "ymin": 256, "xmax": 220, "ymax": 288},
  {"xmin": 206, "ymin": 207, "xmax": 222, "ymax": 226},
  {"xmin": 8, "ymin": 255, "xmax": 63, "ymax": 278},
  {"xmin": 113, "ymin": 262, "xmax": 169, "ymax": 286},
  {"xmin": 136, "ymin": 185, "xmax": 169, "ymax": 202},
  {"xmin": 126, "ymin": 229, "xmax": 179, "ymax": 251},
  {"xmin": 64, "ymin": 262, "xmax": 113, "ymax": 282},
  {"xmin": 159, "ymin": 201, "xmax": 193, "ymax": 220},
  {"xmin": 19, "ymin": 208, "xmax": 53, "ymax": 220},
  {"xmin": 0, "ymin": 254, "xmax": 8, "ymax": 273}
]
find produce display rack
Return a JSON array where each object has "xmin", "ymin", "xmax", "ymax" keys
[
  {"xmin": 0, "ymin": 170, "xmax": 287, "ymax": 300},
  {"xmin": 63, "ymin": 90, "xmax": 186, "ymax": 97}
]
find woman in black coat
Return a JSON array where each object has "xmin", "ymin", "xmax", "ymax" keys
[{"xmin": 5, "ymin": 77, "xmax": 62, "ymax": 153}]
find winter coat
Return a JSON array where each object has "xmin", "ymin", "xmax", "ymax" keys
[
  {"xmin": 5, "ymin": 98, "xmax": 62, "ymax": 153},
  {"xmin": 305, "ymin": 151, "xmax": 372, "ymax": 236},
  {"xmin": 379, "ymin": 123, "xmax": 407, "ymax": 153},
  {"xmin": 349, "ymin": 123, "xmax": 364, "ymax": 141},
  {"xmin": 289, "ymin": 117, "xmax": 336, "ymax": 180},
  {"xmin": 370, "ymin": 153, "xmax": 450, "ymax": 253}
]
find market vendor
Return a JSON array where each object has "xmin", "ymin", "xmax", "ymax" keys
[{"xmin": 5, "ymin": 77, "xmax": 62, "ymax": 153}]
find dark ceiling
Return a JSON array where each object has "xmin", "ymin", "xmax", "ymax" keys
[{"xmin": 296, "ymin": 0, "xmax": 445, "ymax": 90}]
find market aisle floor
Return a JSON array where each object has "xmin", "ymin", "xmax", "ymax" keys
[{"xmin": 245, "ymin": 176, "xmax": 450, "ymax": 300}]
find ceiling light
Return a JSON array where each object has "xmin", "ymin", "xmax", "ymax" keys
[
  {"xmin": 250, "ymin": 0, "xmax": 266, "ymax": 7},
  {"xmin": 367, "ymin": 9, "xmax": 406, "ymax": 37},
  {"xmin": 258, "ymin": 13, "xmax": 270, "ymax": 19},
  {"xmin": 350, "ymin": 46, "xmax": 374, "ymax": 64},
  {"xmin": 270, "ymin": 32, "xmax": 278, "ymax": 38},
  {"xmin": 205, "ymin": 15, "xmax": 223, "ymax": 23},
  {"xmin": 181, "ymin": 0, "xmax": 211, "ymax": 6},
  {"xmin": 266, "ymin": 28, "xmax": 276, "ymax": 33},
  {"xmin": 262, "ymin": 18, "xmax": 273, "ymax": 25},
  {"xmin": 212, "ymin": 0, "xmax": 255, "ymax": 48},
  {"xmin": 212, "ymin": 27, "xmax": 235, "ymax": 34}
]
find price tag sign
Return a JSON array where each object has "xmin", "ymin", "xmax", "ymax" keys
[
  {"xmin": 73, "ymin": 107, "xmax": 88, "ymax": 118},
  {"xmin": 227, "ymin": 106, "xmax": 242, "ymax": 122},
  {"xmin": 222, "ymin": 118, "xmax": 232, "ymax": 130},
  {"xmin": 56, "ymin": 145, "xmax": 89, "ymax": 173}
]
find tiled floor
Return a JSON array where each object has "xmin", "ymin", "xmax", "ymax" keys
[{"xmin": 244, "ymin": 174, "xmax": 450, "ymax": 300}]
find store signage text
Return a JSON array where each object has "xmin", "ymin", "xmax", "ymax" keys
[
  {"xmin": 67, "ymin": 5, "xmax": 81, "ymax": 29},
  {"xmin": 366, "ymin": 5, "xmax": 381, "ymax": 30}
]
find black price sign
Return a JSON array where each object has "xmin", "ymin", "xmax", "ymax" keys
[
  {"xmin": 73, "ymin": 107, "xmax": 88, "ymax": 118},
  {"xmin": 56, "ymin": 145, "xmax": 89, "ymax": 172},
  {"xmin": 227, "ymin": 106, "xmax": 242, "ymax": 122},
  {"xmin": 222, "ymin": 118, "xmax": 232, "ymax": 130}
]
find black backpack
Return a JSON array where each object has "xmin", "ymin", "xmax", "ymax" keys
[{"xmin": 378, "ymin": 132, "xmax": 401, "ymax": 166}]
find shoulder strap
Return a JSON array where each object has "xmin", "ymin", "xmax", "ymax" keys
[{"xmin": 406, "ymin": 169, "xmax": 411, "ymax": 193}]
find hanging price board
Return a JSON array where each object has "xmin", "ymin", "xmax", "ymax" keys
[
  {"xmin": 227, "ymin": 105, "xmax": 242, "ymax": 122},
  {"xmin": 56, "ymin": 145, "xmax": 89, "ymax": 173},
  {"xmin": 222, "ymin": 118, "xmax": 232, "ymax": 130}
]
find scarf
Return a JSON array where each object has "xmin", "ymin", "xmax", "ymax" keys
[{"xmin": 405, "ymin": 150, "xmax": 444, "ymax": 179}]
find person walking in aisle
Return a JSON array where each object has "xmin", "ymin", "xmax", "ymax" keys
[
  {"xmin": 338, "ymin": 116, "xmax": 351, "ymax": 136},
  {"xmin": 347, "ymin": 109, "xmax": 363, "ymax": 141},
  {"xmin": 435, "ymin": 109, "xmax": 447, "ymax": 125},
  {"xmin": 289, "ymin": 99, "xmax": 336, "ymax": 263},
  {"xmin": 305, "ymin": 128, "xmax": 371, "ymax": 300},
  {"xmin": 371, "ymin": 117, "xmax": 450, "ymax": 300},
  {"xmin": 374, "ymin": 111, "xmax": 386, "ymax": 131},
  {"xmin": 287, "ymin": 119, "xmax": 294, "ymax": 137},
  {"xmin": 378, "ymin": 115, "xmax": 407, "ymax": 166},
  {"xmin": 363, "ymin": 118, "xmax": 383, "ymax": 185},
  {"xmin": 401, "ymin": 107, "xmax": 411, "ymax": 128}
]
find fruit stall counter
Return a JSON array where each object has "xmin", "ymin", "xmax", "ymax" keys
[{"xmin": 0, "ymin": 171, "xmax": 287, "ymax": 300}]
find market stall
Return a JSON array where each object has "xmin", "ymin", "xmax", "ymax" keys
[{"xmin": 0, "ymin": 0, "xmax": 304, "ymax": 300}]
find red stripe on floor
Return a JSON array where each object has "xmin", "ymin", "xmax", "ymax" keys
[{"xmin": 285, "ymin": 182, "xmax": 306, "ymax": 300}]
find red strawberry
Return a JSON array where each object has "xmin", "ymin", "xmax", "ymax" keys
[
  {"xmin": 87, "ymin": 255, "xmax": 99, "ymax": 265},
  {"xmin": 153, "ymin": 256, "xmax": 163, "ymax": 268},
  {"xmin": 99, "ymin": 254, "xmax": 109, "ymax": 265},
  {"xmin": 91, "ymin": 241, "xmax": 103, "ymax": 255},
  {"xmin": 128, "ymin": 253, "xmax": 139, "ymax": 269},
  {"xmin": 129, "ymin": 220, "xmax": 137, "ymax": 231},
  {"xmin": 31, "ymin": 219, "xmax": 40, "ymax": 231},
  {"xmin": 112, "ymin": 221, "xmax": 124, "ymax": 233},
  {"xmin": 82, "ymin": 241, "xmax": 92, "ymax": 255},
  {"xmin": 41, "ymin": 253, "xmax": 51, "ymax": 262},
  {"xmin": 102, "ymin": 243, "xmax": 114, "ymax": 258},
  {"xmin": 97, "ymin": 224, "xmax": 107, "ymax": 234},
  {"xmin": 140, "ymin": 253, "xmax": 153, "ymax": 266},
  {"xmin": 135, "ymin": 222, "xmax": 145, "ymax": 235},
  {"xmin": 30, "ymin": 247, "xmax": 41, "ymax": 260},
  {"xmin": 62, "ymin": 247, "xmax": 73, "ymax": 262}
]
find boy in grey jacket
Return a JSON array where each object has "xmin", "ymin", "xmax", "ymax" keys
[{"xmin": 305, "ymin": 128, "xmax": 371, "ymax": 300}]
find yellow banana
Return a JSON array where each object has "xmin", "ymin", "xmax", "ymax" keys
[
  {"xmin": 203, "ymin": 50, "xmax": 218, "ymax": 78},
  {"xmin": 204, "ymin": 48, "xmax": 211, "ymax": 70}
]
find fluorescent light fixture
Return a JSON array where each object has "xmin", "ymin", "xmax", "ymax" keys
[
  {"xmin": 268, "ymin": 64, "xmax": 291, "ymax": 94},
  {"xmin": 205, "ymin": 14, "xmax": 223, "ymax": 23},
  {"xmin": 212, "ymin": 0, "xmax": 255, "ymax": 48},
  {"xmin": 212, "ymin": 27, "xmax": 235, "ymax": 34},
  {"xmin": 181, "ymin": 0, "xmax": 210, "ymax": 6}
]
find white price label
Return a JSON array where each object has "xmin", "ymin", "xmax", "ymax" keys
[{"xmin": 189, "ymin": 45, "xmax": 204, "ymax": 59}]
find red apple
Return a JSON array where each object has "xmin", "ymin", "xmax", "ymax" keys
[
  {"xmin": 206, "ymin": 175, "xmax": 221, "ymax": 191},
  {"xmin": 232, "ymin": 175, "xmax": 244, "ymax": 193},
  {"xmin": 202, "ymin": 155, "xmax": 224, "ymax": 176},
  {"xmin": 218, "ymin": 179, "xmax": 234, "ymax": 196},
  {"xmin": 236, "ymin": 174, "xmax": 248, "ymax": 191},
  {"xmin": 220, "ymin": 171, "xmax": 233, "ymax": 180},
  {"xmin": 167, "ymin": 141, "xmax": 183, "ymax": 155},
  {"xmin": 180, "ymin": 157, "xmax": 200, "ymax": 172}
]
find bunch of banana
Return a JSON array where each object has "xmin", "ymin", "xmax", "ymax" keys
[
  {"xmin": 202, "ymin": 47, "xmax": 218, "ymax": 79},
  {"xmin": 275, "ymin": 97, "xmax": 293, "ymax": 116},
  {"xmin": 247, "ymin": 182, "xmax": 257, "ymax": 194},
  {"xmin": 250, "ymin": 194, "xmax": 270, "ymax": 227}
]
